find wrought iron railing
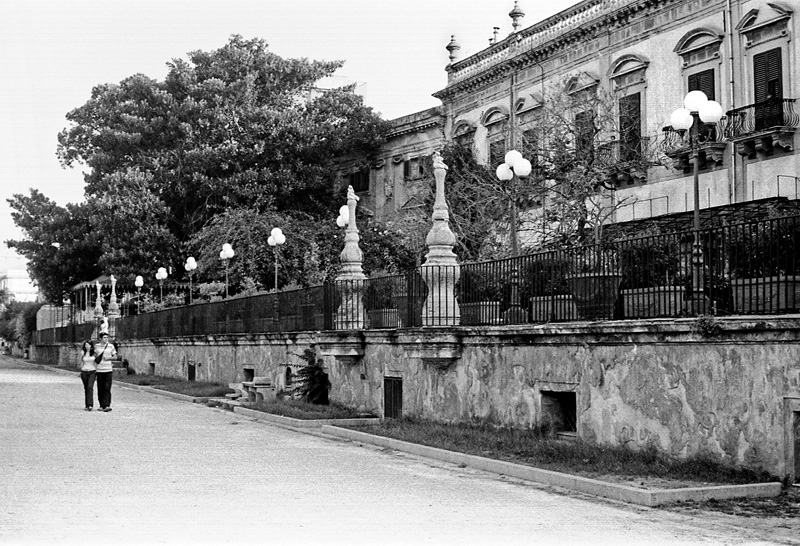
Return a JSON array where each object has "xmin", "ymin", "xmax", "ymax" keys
[
  {"xmin": 724, "ymin": 98, "xmax": 799, "ymax": 138},
  {"xmin": 36, "ymin": 213, "xmax": 800, "ymax": 342}
]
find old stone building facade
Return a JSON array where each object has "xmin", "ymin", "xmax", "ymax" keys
[{"xmin": 343, "ymin": 0, "xmax": 798, "ymax": 235}]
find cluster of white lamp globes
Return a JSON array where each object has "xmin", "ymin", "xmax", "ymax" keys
[
  {"xmin": 155, "ymin": 267, "xmax": 168, "ymax": 302},
  {"xmin": 669, "ymin": 90, "xmax": 724, "ymax": 135},
  {"xmin": 495, "ymin": 149, "xmax": 533, "ymax": 181}
]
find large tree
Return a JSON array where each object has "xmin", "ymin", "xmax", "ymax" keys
[
  {"xmin": 57, "ymin": 35, "xmax": 390, "ymax": 239},
  {"xmin": 11, "ymin": 35, "xmax": 392, "ymax": 302}
]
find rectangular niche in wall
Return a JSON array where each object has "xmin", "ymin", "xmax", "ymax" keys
[
  {"xmin": 243, "ymin": 367, "xmax": 255, "ymax": 382},
  {"xmin": 540, "ymin": 390, "xmax": 577, "ymax": 440},
  {"xmin": 187, "ymin": 363, "xmax": 196, "ymax": 382},
  {"xmin": 149, "ymin": 362, "xmax": 156, "ymax": 376},
  {"xmin": 384, "ymin": 376, "xmax": 403, "ymax": 419}
]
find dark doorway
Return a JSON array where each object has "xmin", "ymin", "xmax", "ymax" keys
[
  {"xmin": 384, "ymin": 377, "xmax": 403, "ymax": 419},
  {"xmin": 541, "ymin": 390, "xmax": 577, "ymax": 439},
  {"xmin": 187, "ymin": 363, "xmax": 196, "ymax": 382}
]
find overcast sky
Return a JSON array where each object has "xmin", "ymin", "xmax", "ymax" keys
[{"xmin": 0, "ymin": 0, "xmax": 577, "ymax": 270}]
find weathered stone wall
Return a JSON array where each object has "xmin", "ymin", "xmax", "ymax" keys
[{"xmin": 43, "ymin": 317, "xmax": 800, "ymax": 479}]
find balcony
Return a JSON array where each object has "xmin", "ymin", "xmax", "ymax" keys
[
  {"xmin": 598, "ymin": 138, "xmax": 651, "ymax": 186},
  {"xmin": 724, "ymin": 98, "xmax": 798, "ymax": 158},
  {"xmin": 661, "ymin": 120, "xmax": 727, "ymax": 172}
]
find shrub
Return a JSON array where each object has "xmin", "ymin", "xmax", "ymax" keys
[{"xmin": 294, "ymin": 348, "xmax": 330, "ymax": 405}]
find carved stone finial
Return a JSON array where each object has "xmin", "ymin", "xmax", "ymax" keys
[
  {"xmin": 432, "ymin": 151, "xmax": 448, "ymax": 171},
  {"xmin": 446, "ymin": 35, "xmax": 461, "ymax": 63},
  {"xmin": 509, "ymin": 0, "xmax": 525, "ymax": 31}
]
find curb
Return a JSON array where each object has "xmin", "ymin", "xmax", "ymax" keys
[{"xmin": 320, "ymin": 425, "xmax": 783, "ymax": 507}]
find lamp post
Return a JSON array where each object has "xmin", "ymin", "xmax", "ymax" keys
[
  {"xmin": 268, "ymin": 228, "xmax": 286, "ymax": 329},
  {"xmin": 184, "ymin": 257, "xmax": 197, "ymax": 304},
  {"xmin": 155, "ymin": 267, "xmax": 168, "ymax": 304},
  {"xmin": 134, "ymin": 275, "xmax": 144, "ymax": 314},
  {"xmin": 267, "ymin": 228, "xmax": 286, "ymax": 292},
  {"xmin": 669, "ymin": 91, "xmax": 723, "ymax": 315},
  {"xmin": 496, "ymin": 150, "xmax": 532, "ymax": 323},
  {"xmin": 219, "ymin": 244, "xmax": 234, "ymax": 298}
]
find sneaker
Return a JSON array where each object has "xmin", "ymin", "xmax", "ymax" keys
[
  {"xmin": 84, "ymin": 407, "xmax": 92, "ymax": 412},
  {"xmin": 102, "ymin": 407, "xmax": 112, "ymax": 412}
]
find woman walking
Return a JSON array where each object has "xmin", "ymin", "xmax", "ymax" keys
[
  {"xmin": 94, "ymin": 332, "xmax": 117, "ymax": 412},
  {"xmin": 79, "ymin": 340, "xmax": 96, "ymax": 411}
]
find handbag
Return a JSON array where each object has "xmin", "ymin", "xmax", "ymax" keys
[{"xmin": 94, "ymin": 345, "xmax": 107, "ymax": 365}]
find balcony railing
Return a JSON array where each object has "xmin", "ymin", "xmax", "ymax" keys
[
  {"xmin": 724, "ymin": 98, "xmax": 799, "ymax": 138},
  {"xmin": 34, "ymin": 213, "xmax": 800, "ymax": 343}
]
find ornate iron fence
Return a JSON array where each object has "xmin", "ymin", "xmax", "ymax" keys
[{"xmin": 39, "ymin": 213, "xmax": 800, "ymax": 341}]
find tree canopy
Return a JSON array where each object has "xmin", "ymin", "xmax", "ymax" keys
[{"xmin": 8, "ymin": 35, "xmax": 394, "ymax": 302}]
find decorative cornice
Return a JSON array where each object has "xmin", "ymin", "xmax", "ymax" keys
[{"xmin": 433, "ymin": 0, "xmax": 676, "ymax": 101}]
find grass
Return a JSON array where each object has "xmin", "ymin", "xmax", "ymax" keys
[
  {"xmin": 340, "ymin": 418, "xmax": 778, "ymax": 487},
  {"xmin": 239, "ymin": 397, "xmax": 376, "ymax": 420},
  {"xmin": 117, "ymin": 374, "xmax": 233, "ymax": 398}
]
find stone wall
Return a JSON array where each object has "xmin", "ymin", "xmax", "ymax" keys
[{"xmin": 41, "ymin": 316, "xmax": 800, "ymax": 480}]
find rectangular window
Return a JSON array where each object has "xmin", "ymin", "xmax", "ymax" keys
[
  {"xmin": 574, "ymin": 110, "xmax": 594, "ymax": 162},
  {"xmin": 688, "ymin": 69, "xmax": 715, "ymax": 100},
  {"xmin": 348, "ymin": 169, "xmax": 369, "ymax": 192},
  {"xmin": 521, "ymin": 128, "xmax": 539, "ymax": 169},
  {"xmin": 753, "ymin": 48, "xmax": 783, "ymax": 130},
  {"xmin": 403, "ymin": 158, "xmax": 424, "ymax": 181},
  {"xmin": 618, "ymin": 92, "xmax": 642, "ymax": 163},
  {"xmin": 489, "ymin": 140, "xmax": 505, "ymax": 167}
]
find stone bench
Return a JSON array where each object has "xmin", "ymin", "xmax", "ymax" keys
[{"xmin": 241, "ymin": 377, "xmax": 275, "ymax": 403}]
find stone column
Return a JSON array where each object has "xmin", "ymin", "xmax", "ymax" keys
[
  {"xmin": 422, "ymin": 152, "xmax": 460, "ymax": 326},
  {"xmin": 335, "ymin": 186, "xmax": 367, "ymax": 330}
]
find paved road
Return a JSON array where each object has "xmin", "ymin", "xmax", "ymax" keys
[{"xmin": 0, "ymin": 356, "xmax": 792, "ymax": 546}]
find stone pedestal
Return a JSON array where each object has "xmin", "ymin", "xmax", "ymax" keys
[
  {"xmin": 422, "ymin": 152, "xmax": 460, "ymax": 326},
  {"xmin": 335, "ymin": 186, "xmax": 367, "ymax": 330}
]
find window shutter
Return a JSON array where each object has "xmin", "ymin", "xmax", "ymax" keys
[
  {"xmin": 688, "ymin": 69, "xmax": 715, "ymax": 101},
  {"xmin": 754, "ymin": 48, "xmax": 782, "ymax": 102},
  {"xmin": 619, "ymin": 93, "xmax": 641, "ymax": 162}
]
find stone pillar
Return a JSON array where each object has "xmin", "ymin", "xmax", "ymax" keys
[
  {"xmin": 335, "ymin": 186, "xmax": 367, "ymax": 330},
  {"xmin": 422, "ymin": 152, "xmax": 460, "ymax": 326}
]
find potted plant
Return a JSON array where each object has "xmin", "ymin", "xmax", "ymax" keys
[
  {"xmin": 364, "ymin": 271, "xmax": 400, "ymax": 329},
  {"xmin": 565, "ymin": 242, "xmax": 624, "ymax": 320},
  {"xmin": 458, "ymin": 266, "xmax": 502, "ymax": 325},
  {"xmin": 618, "ymin": 230, "xmax": 686, "ymax": 318},
  {"xmin": 728, "ymin": 215, "xmax": 800, "ymax": 314},
  {"xmin": 520, "ymin": 252, "xmax": 577, "ymax": 322}
]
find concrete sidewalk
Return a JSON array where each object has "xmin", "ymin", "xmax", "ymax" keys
[{"xmin": 0, "ymin": 356, "xmax": 792, "ymax": 546}]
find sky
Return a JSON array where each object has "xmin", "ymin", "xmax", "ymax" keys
[{"xmin": 0, "ymin": 0, "xmax": 578, "ymax": 271}]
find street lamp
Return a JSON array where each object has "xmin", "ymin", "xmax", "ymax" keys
[
  {"xmin": 219, "ymin": 244, "xmax": 234, "ymax": 297},
  {"xmin": 496, "ymin": 150, "xmax": 533, "ymax": 256},
  {"xmin": 496, "ymin": 150, "xmax": 532, "ymax": 323},
  {"xmin": 669, "ymin": 90, "xmax": 724, "ymax": 314},
  {"xmin": 267, "ymin": 228, "xmax": 286, "ymax": 292},
  {"xmin": 155, "ymin": 267, "xmax": 168, "ymax": 304},
  {"xmin": 184, "ymin": 257, "xmax": 197, "ymax": 304},
  {"xmin": 134, "ymin": 275, "xmax": 144, "ymax": 313}
]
